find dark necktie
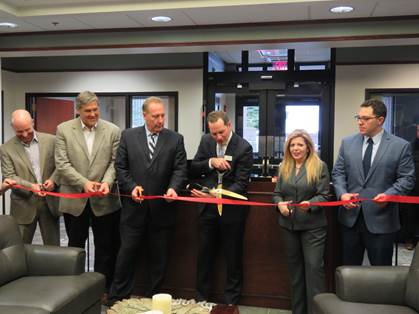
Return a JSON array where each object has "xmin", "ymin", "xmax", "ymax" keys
[
  {"xmin": 363, "ymin": 137, "xmax": 373, "ymax": 176},
  {"xmin": 148, "ymin": 133, "xmax": 157, "ymax": 159}
]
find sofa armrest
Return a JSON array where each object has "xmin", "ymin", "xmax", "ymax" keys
[
  {"xmin": 25, "ymin": 244, "xmax": 85, "ymax": 275},
  {"xmin": 336, "ymin": 266, "xmax": 409, "ymax": 305}
]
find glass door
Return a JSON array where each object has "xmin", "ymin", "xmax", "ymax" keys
[{"xmin": 213, "ymin": 90, "xmax": 321, "ymax": 178}]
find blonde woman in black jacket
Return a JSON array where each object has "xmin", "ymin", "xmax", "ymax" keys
[{"xmin": 273, "ymin": 129, "xmax": 330, "ymax": 314}]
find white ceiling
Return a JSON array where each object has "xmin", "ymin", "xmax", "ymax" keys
[{"xmin": 0, "ymin": 0, "xmax": 419, "ymax": 33}]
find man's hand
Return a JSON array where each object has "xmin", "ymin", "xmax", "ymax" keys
[
  {"xmin": 210, "ymin": 157, "xmax": 231, "ymax": 171},
  {"xmin": 31, "ymin": 183, "xmax": 47, "ymax": 197},
  {"xmin": 277, "ymin": 201, "xmax": 291, "ymax": 216},
  {"xmin": 341, "ymin": 193, "xmax": 360, "ymax": 209},
  {"xmin": 164, "ymin": 188, "xmax": 178, "ymax": 202},
  {"xmin": 43, "ymin": 179, "xmax": 55, "ymax": 192},
  {"xmin": 373, "ymin": 193, "xmax": 388, "ymax": 208},
  {"xmin": 2, "ymin": 178, "xmax": 16, "ymax": 190},
  {"xmin": 191, "ymin": 189, "xmax": 214, "ymax": 198},
  {"xmin": 296, "ymin": 201, "xmax": 310, "ymax": 212},
  {"xmin": 98, "ymin": 182, "xmax": 110, "ymax": 197},
  {"xmin": 131, "ymin": 185, "xmax": 144, "ymax": 203},
  {"xmin": 84, "ymin": 181, "xmax": 101, "ymax": 193}
]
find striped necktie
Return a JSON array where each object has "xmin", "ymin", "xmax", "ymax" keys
[{"xmin": 148, "ymin": 133, "xmax": 157, "ymax": 159}]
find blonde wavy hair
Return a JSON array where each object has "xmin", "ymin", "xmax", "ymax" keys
[{"xmin": 279, "ymin": 129, "xmax": 323, "ymax": 184}]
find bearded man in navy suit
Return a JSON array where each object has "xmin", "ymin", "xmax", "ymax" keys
[{"xmin": 332, "ymin": 99, "xmax": 415, "ymax": 266}]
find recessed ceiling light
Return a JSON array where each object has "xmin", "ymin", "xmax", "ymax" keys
[
  {"xmin": 0, "ymin": 22, "xmax": 18, "ymax": 28},
  {"xmin": 330, "ymin": 6, "xmax": 354, "ymax": 13},
  {"xmin": 151, "ymin": 16, "xmax": 172, "ymax": 23}
]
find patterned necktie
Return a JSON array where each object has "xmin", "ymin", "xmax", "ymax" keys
[
  {"xmin": 363, "ymin": 137, "xmax": 373, "ymax": 176},
  {"xmin": 148, "ymin": 133, "xmax": 157, "ymax": 159}
]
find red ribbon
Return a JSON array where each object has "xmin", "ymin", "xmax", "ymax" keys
[{"xmin": 11, "ymin": 184, "xmax": 419, "ymax": 207}]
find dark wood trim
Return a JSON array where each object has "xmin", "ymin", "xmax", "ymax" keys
[
  {"xmin": 337, "ymin": 61, "xmax": 419, "ymax": 65},
  {"xmin": 2, "ymin": 33, "xmax": 419, "ymax": 52},
  {"xmin": 365, "ymin": 88, "xmax": 419, "ymax": 96},
  {"xmin": 1, "ymin": 15, "xmax": 419, "ymax": 38},
  {"xmin": 2, "ymin": 66, "xmax": 203, "ymax": 73},
  {"xmin": 25, "ymin": 91, "xmax": 179, "ymax": 131}
]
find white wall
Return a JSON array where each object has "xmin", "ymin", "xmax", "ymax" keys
[
  {"xmin": 2, "ymin": 69, "xmax": 203, "ymax": 158},
  {"xmin": 334, "ymin": 64, "xmax": 419, "ymax": 159}
]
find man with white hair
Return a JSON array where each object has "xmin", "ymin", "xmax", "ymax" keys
[
  {"xmin": 0, "ymin": 109, "xmax": 59, "ymax": 245},
  {"xmin": 55, "ymin": 90, "xmax": 121, "ymax": 294}
]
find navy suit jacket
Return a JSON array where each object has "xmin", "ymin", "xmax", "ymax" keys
[
  {"xmin": 190, "ymin": 132, "xmax": 253, "ymax": 223},
  {"xmin": 332, "ymin": 130, "xmax": 415, "ymax": 234},
  {"xmin": 115, "ymin": 126, "xmax": 187, "ymax": 227}
]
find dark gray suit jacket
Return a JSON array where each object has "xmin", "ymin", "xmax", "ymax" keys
[
  {"xmin": 332, "ymin": 130, "xmax": 415, "ymax": 234},
  {"xmin": 273, "ymin": 161, "xmax": 330, "ymax": 230},
  {"xmin": 115, "ymin": 126, "xmax": 187, "ymax": 227}
]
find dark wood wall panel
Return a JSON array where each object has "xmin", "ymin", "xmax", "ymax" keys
[{"xmin": 133, "ymin": 181, "xmax": 338, "ymax": 309}]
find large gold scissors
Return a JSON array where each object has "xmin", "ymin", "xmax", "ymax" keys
[{"xmin": 211, "ymin": 171, "xmax": 247, "ymax": 216}]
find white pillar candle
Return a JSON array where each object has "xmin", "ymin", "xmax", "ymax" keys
[{"xmin": 151, "ymin": 293, "xmax": 172, "ymax": 314}]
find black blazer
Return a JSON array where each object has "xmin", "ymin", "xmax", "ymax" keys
[
  {"xmin": 115, "ymin": 126, "xmax": 187, "ymax": 227},
  {"xmin": 273, "ymin": 161, "xmax": 330, "ymax": 230},
  {"xmin": 190, "ymin": 133, "xmax": 253, "ymax": 222}
]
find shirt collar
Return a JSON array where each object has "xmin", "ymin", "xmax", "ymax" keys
[
  {"xmin": 364, "ymin": 129, "xmax": 384, "ymax": 145},
  {"xmin": 145, "ymin": 126, "xmax": 160, "ymax": 137},
  {"xmin": 223, "ymin": 131, "xmax": 233, "ymax": 147},
  {"xmin": 21, "ymin": 132, "xmax": 38, "ymax": 147},
  {"xmin": 80, "ymin": 119, "xmax": 97, "ymax": 131}
]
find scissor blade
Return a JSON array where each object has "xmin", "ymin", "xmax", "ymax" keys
[{"xmin": 211, "ymin": 188, "xmax": 248, "ymax": 200}]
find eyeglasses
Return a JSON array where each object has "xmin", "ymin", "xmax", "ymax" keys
[{"xmin": 354, "ymin": 115, "xmax": 378, "ymax": 122}]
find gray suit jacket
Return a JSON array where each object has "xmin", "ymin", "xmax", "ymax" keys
[
  {"xmin": 55, "ymin": 118, "xmax": 121, "ymax": 217},
  {"xmin": 0, "ymin": 132, "xmax": 59, "ymax": 224},
  {"xmin": 273, "ymin": 161, "xmax": 330, "ymax": 230},
  {"xmin": 332, "ymin": 130, "xmax": 415, "ymax": 234}
]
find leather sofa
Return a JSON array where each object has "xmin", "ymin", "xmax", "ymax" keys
[
  {"xmin": 313, "ymin": 244, "xmax": 419, "ymax": 314},
  {"xmin": 0, "ymin": 215, "xmax": 105, "ymax": 314}
]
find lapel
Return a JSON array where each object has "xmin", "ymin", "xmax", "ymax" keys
[
  {"xmin": 294, "ymin": 164, "xmax": 306, "ymax": 184},
  {"xmin": 72, "ymin": 119, "xmax": 90, "ymax": 161},
  {"xmin": 89, "ymin": 120, "xmax": 106, "ymax": 165},
  {"xmin": 224, "ymin": 132, "xmax": 237, "ymax": 158},
  {"xmin": 137, "ymin": 126, "xmax": 150, "ymax": 165},
  {"xmin": 37, "ymin": 133, "xmax": 46, "ymax": 180},
  {"xmin": 365, "ymin": 130, "xmax": 390, "ymax": 182},
  {"xmin": 353, "ymin": 134, "xmax": 365, "ymax": 181},
  {"xmin": 210, "ymin": 137, "xmax": 217, "ymax": 157},
  {"xmin": 13, "ymin": 137, "xmax": 37, "ymax": 179},
  {"xmin": 150, "ymin": 128, "xmax": 167, "ymax": 165}
]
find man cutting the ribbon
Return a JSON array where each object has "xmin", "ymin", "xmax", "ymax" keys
[{"xmin": 190, "ymin": 110, "xmax": 253, "ymax": 305}]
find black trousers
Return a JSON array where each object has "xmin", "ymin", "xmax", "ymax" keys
[
  {"xmin": 109, "ymin": 218, "xmax": 173, "ymax": 301},
  {"xmin": 63, "ymin": 201, "xmax": 120, "ymax": 291},
  {"xmin": 196, "ymin": 208, "xmax": 246, "ymax": 305},
  {"xmin": 341, "ymin": 211, "xmax": 396, "ymax": 266},
  {"xmin": 281, "ymin": 227, "xmax": 326, "ymax": 314}
]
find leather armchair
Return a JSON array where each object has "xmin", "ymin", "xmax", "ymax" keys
[
  {"xmin": 313, "ymin": 244, "xmax": 419, "ymax": 314},
  {"xmin": 0, "ymin": 215, "xmax": 105, "ymax": 314}
]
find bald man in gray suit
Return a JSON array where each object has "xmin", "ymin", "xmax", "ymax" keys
[{"xmin": 0, "ymin": 110, "xmax": 59, "ymax": 245}]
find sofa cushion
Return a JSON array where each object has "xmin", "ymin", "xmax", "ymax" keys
[
  {"xmin": 0, "ymin": 305, "xmax": 49, "ymax": 314},
  {"xmin": 0, "ymin": 272, "xmax": 105, "ymax": 314},
  {"xmin": 314, "ymin": 293, "xmax": 418, "ymax": 314},
  {"xmin": 406, "ymin": 246, "xmax": 419, "ymax": 312},
  {"xmin": 0, "ymin": 216, "xmax": 27, "ymax": 286}
]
